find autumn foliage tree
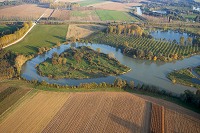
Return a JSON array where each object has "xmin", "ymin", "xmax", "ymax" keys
[
  {"xmin": 0, "ymin": 22, "xmax": 32, "ymax": 48},
  {"xmin": 107, "ymin": 24, "xmax": 143, "ymax": 36}
]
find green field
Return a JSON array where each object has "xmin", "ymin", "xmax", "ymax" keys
[
  {"xmin": 182, "ymin": 14, "xmax": 197, "ymax": 19},
  {"xmin": 71, "ymin": 10, "xmax": 97, "ymax": 17},
  {"xmin": 37, "ymin": 46, "xmax": 130, "ymax": 79},
  {"xmin": 6, "ymin": 24, "xmax": 68, "ymax": 55},
  {"xmin": 95, "ymin": 10, "xmax": 138, "ymax": 22},
  {"xmin": 79, "ymin": 0, "xmax": 105, "ymax": 6}
]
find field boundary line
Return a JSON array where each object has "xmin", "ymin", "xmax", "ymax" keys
[{"xmin": 0, "ymin": 89, "xmax": 37, "ymax": 122}]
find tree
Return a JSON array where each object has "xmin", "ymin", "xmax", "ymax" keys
[
  {"xmin": 15, "ymin": 55, "xmax": 28, "ymax": 74},
  {"xmin": 180, "ymin": 36, "xmax": 185, "ymax": 46},
  {"xmin": 108, "ymin": 52, "xmax": 115, "ymax": 59},
  {"xmin": 62, "ymin": 58, "xmax": 67, "ymax": 65},
  {"xmin": 52, "ymin": 52, "xmax": 59, "ymax": 58},
  {"xmin": 56, "ymin": 41, "xmax": 61, "ymax": 47},
  {"xmin": 187, "ymin": 37, "xmax": 192, "ymax": 45},
  {"xmin": 129, "ymin": 81, "xmax": 134, "ymax": 89},
  {"xmin": 114, "ymin": 78, "xmax": 123, "ymax": 88},
  {"xmin": 153, "ymin": 56, "xmax": 157, "ymax": 61},
  {"xmin": 96, "ymin": 48, "xmax": 101, "ymax": 54}
]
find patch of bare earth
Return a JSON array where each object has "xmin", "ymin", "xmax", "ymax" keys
[
  {"xmin": 165, "ymin": 108, "xmax": 200, "ymax": 133},
  {"xmin": 42, "ymin": 92, "xmax": 147, "ymax": 133},
  {"xmin": 0, "ymin": 91, "xmax": 70, "ymax": 133},
  {"xmin": 51, "ymin": 9, "xmax": 70, "ymax": 20},
  {"xmin": 67, "ymin": 24, "xmax": 106, "ymax": 39},
  {"xmin": 0, "ymin": 4, "xmax": 46, "ymax": 20}
]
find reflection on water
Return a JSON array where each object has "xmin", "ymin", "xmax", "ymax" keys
[
  {"xmin": 150, "ymin": 30, "xmax": 193, "ymax": 44},
  {"xmin": 21, "ymin": 43, "xmax": 200, "ymax": 94}
]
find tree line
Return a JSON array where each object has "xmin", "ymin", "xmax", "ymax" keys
[
  {"xmin": 107, "ymin": 24, "xmax": 144, "ymax": 36},
  {"xmin": 0, "ymin": 21, "xmax": 32, "ymax": 48}
]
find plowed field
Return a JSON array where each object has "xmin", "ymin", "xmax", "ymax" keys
[
  {"xmin": 42, "ymin": 92, "xmax": 146, "ymax": 133},
  {"xmin": 0, "ymin": 91, "xmax": 70, "ymax": 133}
]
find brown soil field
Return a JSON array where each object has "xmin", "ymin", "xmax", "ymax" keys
[
  {"xmin": 0, "ymin": 91, "xmax": 70, "ymax": 133},
  {"xmin": 165, "ymin": 108, "xmax": 200, "ymax": 133},
  {"xmin": 42, "ymin": 8, "xmax": 54, "ymax": 18},
  {"xmin": 150, "ymin": 104, "xmax": 164, "ymax": 133},
  {"xmin": 51, "ymin": 9, "xmax": 70, "ymax": 20},
  {"xmin": 0, "ymin": 4, "xmax": 46, "ymax": 20},
  {"xmin": 42, "ymin": 92, "xmax": 147, "ymax": 133},
  {"xmin": 57, "ymin": 0, "xmax": 84, "ymax": 2},
  {"xmin": 67, "ymin": 24, "xmax": 106, "ymax": 39},
  {"xmin": 90, "ymin": 1, "xmax": 142, "ymax": 11},
  {"xmin": 0, "ymin": 91, "xmax": 200, "ymax": 132},
  {"xmin": 70, "ymin": 10, "xmax": 100, "ymax": 21}
]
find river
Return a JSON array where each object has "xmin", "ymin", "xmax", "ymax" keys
[{"xmin": 21, "ymin": 43, "xmax": 200, "ymax": 94}]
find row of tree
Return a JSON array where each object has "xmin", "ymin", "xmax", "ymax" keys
[
  {"xmin": 49, "ymin": 2, "xmax": 80, "ymax": 10},
  {"xmin": 0, "ymin": 21, "xmax": 32, "ymax": 48},
  {"xmin": 107, "ymin": 24, "xmax": 144, "ymax": 36}
]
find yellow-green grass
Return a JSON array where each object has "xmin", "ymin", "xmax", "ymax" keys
[
  {"xmin": 79, "ymin": 0, "xmax": 105, "ymax": 6},
  {"xmin": 95, "ymin": 10, "xmax": 138, "ymax": 22},
  {"xmin": 6, "ymin": 24, "xmax": 68, "ymax": 55}
]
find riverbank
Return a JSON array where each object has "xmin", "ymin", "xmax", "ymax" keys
[{"xmin": 168, "ymin": 67, "xmax": 200, "ymax": 89}]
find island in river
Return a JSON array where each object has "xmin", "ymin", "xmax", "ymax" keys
[{"xmin": 37, "ymin": 46, "xmax": 130, "ymax": 79}]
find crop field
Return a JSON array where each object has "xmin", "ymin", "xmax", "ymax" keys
[
  {"xmin": 0, "ymin": 87, "xmax": 31, "ymax": 115},
  {"xmin": 43, "ymin": 92, "xmax": 146, "ymax": 132},
  {"xmin": 0, "ymin": 91, "xmax": 70, "ymax": 133},
  {"xmin": 164, "ymin": 108, "xmax": 200, "ymax": 133},
  {"xmin": 6, "ymin": 24, "xmax": 68, "ymax": 55},
  {"xmin": 95, "ymin": 10, "xmax": 138, "ymax": 22},
  {"xmin": 70, "ymin": 10, "xmax": 100, "ymax": 21},
  {"xmin": 88, "ymin": 33, "xmax": 199, "ymax": 58},
  {"xmin": 90, "ymin": 1, "xmax": 142, "ymax": 11},
  {"xmin": 67, "ymin": 24, "xmax": 106, "ymax": 39},
  {"xmin": 51, "ymin": 9, "xmax": 70, "ymax": 20},
  {"xmin": 78, "ymin": 0, "xmax": 106, "ymax": 6},
  {"xmin": 0, "ymin": 4, "xmax": 46, "ymax": 21},
  {"xmin": 0, "ymin": 91, "xmax": 200, "ymax": 132},
  {"xmin": 150, "ymin": 104, "xmax": 164, "ymax": 133}
]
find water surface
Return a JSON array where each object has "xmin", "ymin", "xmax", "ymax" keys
[{"xmin": 21, "ymin": 43, "xmax": 200, "ymax": 94}]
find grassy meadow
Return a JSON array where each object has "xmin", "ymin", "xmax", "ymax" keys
[
  {"xmin": 95, "ymin": 10, "xmax": 138, "ymax": 22},
  {"xmin": 79, "ymin": 0, "xmax": 105, "ymax": 6},
  {"xmin": 6, "ymin": 24, "xmax": 68, "ymax": 55}
]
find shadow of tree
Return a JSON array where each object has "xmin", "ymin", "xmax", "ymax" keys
[{"xmin": 109, "ymin": 113, "xmax": 141, "ymax": 132}]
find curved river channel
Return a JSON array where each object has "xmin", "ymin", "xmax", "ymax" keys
[{"xmin": 21, "ymin": 43, "xmax": 200, "ymax": 94}]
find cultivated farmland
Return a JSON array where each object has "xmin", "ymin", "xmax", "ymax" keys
[
  {"xmin": 0, "ymin": 92, "xmax": 199, "ymax": 132},
  {"xmin": 95, "ymin": 10, "xmax": 138, "ymax": 22},
  {"xmin": 70, "ymin": 10, "xmax": 100, "ymax": 21},
  {"xmin": 0, "ymin": 4, "xmax": 46, "ymax": 21},
  {"xmin": 90, "ymin": 1, "xmax": 142, "ymax": 11},
  {"xmin": 165, "ymin": 108, "xmax": 200, "ymax": 133},
  {"xmin": 42, "ymin": 92, "xmax": 146, "ymax": 133},
  {"xmin": 0, "ymin": 91, "xmax": 70, "ymax": 133},
  {"xmin": 67, "ymin": 24, "xmax": 106, "ymax": 39},
  {"xmin": 6, "ymin": 24, "xmax": 68, "ymax": 55}
]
